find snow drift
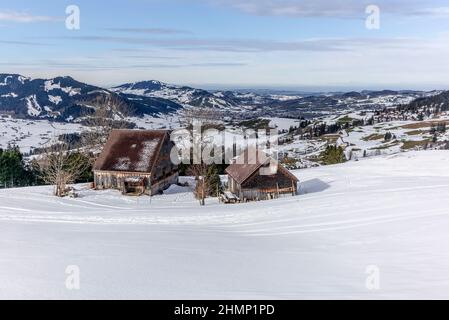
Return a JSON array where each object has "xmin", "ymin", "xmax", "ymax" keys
[{"xmin": 1, "ymin": 151, "xmax": 449, "ymax": 299}]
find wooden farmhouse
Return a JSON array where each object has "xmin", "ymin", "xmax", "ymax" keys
[
  {"xmin": 225, "ymin": 149, "xmax": 299, "ymax": 202},
  {"xmin": 93, "ymin": 129, "xmax": 179, "ymax": 196}
]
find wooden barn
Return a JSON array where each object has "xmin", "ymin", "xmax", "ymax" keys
[
  {"xmin": 225, "ymin": 149, "xmax": 299, "ymax": 202},
  {"xmin": 93, "ymin": 129, "xmax": 179, "ymax": 196}
]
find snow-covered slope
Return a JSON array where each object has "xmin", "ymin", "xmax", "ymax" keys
[
  {"xmin": 1, "ymin": 73, "xmax": 442, "ymax": 122},
  {"xmin": 112, "ymin": 81, "xmax": 439, "ymax": 119},
  {"xmin": 1, "ymin": 151, "xmax": 449, "ymax": 299},
  {"xmin": 0, "ymin": 74, "xmax": 184, "ymax": 121},
  {"xmin": 112, "ymin": 80, "xmax": 245, "ymax": 111},
  {"xmin": 0, "ymin": 116, "xmax": 85, "ymax": 153}
]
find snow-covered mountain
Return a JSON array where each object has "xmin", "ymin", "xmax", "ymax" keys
[
  {"xmin": 0, "ymin": 73, "xmax": 444, "ymax": 122},
  {"xmin": 112, "ymin": 80, "xmax": 438, "ymax": 118},
  {"xmin": 111, "ymin": 80, "xmax": 256, "ymax": 112},
  {"xmin": 0, "ymin": 74, "xmax": 184, "ymax": 121},
  {"xmin": 401, "ymin": 90, "xmax": 449, "ymax": 113}
]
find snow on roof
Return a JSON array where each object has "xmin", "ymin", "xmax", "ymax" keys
[
  {"xmin": 113, "ymin": 157, "xmax": 131, "ymax": 171},
  {"xmin": 94, "ymin": 129, "xmax": 169, "ymax": 173}
]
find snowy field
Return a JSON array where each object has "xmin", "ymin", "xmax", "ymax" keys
[
  {"xmin": 1, "ymin": 151, "xmax": 449, "ymax": 299},
  {"xmin": 0, "ymin": 116, "xmax": 180, "ymax": 153},
  {"xmin": 0, "ymin": 117, "xmax": 85, "ymax": 153}
]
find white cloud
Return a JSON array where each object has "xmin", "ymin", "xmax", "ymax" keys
[
  {"xmin": 209, "ymin": 0, "xmax": 449, "ymax": 18},
  {"xmin": 64, "ymin": 34, "xmax": 422, "ymax": 53},
  {"xmin": 104, "ymin": 27, "xmax": 193, "ymax": 35},
  {"xmin": 0, "ymin": 11, "xmax": 61, "ymax": 23},
  {"xmin": 225, "ymin": 0, "xmax": 365, "ymax": 18},
  {"xmin": 44, "ymin": 31, "xmax": 449, "ymax": 89},
  {"xmin": 412, "ymin": 7, "xmax": 449, "ymax": 17}
]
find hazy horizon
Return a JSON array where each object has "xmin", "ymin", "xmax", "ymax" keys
[
  {"xmin": 2, "ymin": 71, "xmax": 448, "ymax": 93},
  {"xmin": 2, "ymin": 0, "xmax": 449, "ymax": 90}
]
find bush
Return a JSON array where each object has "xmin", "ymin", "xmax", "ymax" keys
[{"xmin": 320, "ymin": 145, "xmax": 346, "ymax": 165}]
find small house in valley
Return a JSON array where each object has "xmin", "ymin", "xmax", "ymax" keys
[
  {"xmin": 93, "ymin": 129, "xmax": 178, "ymax": 196},
  {"xmin": 225, "ymin": 149, "xmax": 299, "ymax": 202}
]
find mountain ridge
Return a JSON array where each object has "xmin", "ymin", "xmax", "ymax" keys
[{"xmin": 0, "ymin": 73, "xmax": 444, "ymax": 122}]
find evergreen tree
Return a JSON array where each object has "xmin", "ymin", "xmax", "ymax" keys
[
  {"xmin": 430, "ymin": 124, "xmax": 437, "ymax": 134},
  {"xmin": 205, "ymin": 164, "xmax": 223, "ymax": 197},
  {"xmin": 0, "ymin": 146, "xmax": 34, "ymax": 188},
  {"xmin": 320, "ymin": 145, "xmax": 346, "ymax": 165},
  {"xmin": 433, "ymin": 134, "xmax": 438, "ymax": 143},
  {"xmin": 418, "ymin": 113, "xmax": 424, "ymax": 121}
]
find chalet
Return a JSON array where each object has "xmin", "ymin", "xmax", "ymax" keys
[
  {"xmin": 93, "ymin": 129, "xmax": 178, "ymax": 196},
  {"xmin": 225, "ymin": 149, "xmax": 299, "ymax": 202}
]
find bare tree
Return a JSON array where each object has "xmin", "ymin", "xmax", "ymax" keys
[
  {"xmin": 81, "ymin": 94, "xmax": 132, "ymax": 162},
  {"xmin": 39, "ymin": 143, "xmax": 91, "ymax": 197},
  {"xmin": 179, "ymin": 106, "xmax": 223, "ymax": 129},
  {"xmin": 178, "ymin": 106, "xmax": 224, "ymax": 205},
  {"xmin": 187, "ymin": 163, "xmax": 210, "ymax": 206}
]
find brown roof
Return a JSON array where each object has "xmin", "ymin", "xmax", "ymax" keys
[
  {"xmin": 277, "ymin": 165, "xmax": 300, "ymax": 183},
  {"xmin": 225, "ymin": 148, "xmax": 267, "ymax": 185},
  {"xmin": 93, "ymin": 129, "xmax": 169, "ymax": 173},
  {"xmin": 226, "ymin": 148, "xmax": 298, "ymax": 185}
]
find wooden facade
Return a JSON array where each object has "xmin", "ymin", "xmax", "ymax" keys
[
  {"xmin": 123, "ymin": 177, "xmax": 146, "ymax": 196},
  {"xmin": 93, "ymin": 129, "xmax": 179, "ymax": 196},
  {"xmin": 226, "ymin": 151, "xmax": 298, "ymax": 202}
]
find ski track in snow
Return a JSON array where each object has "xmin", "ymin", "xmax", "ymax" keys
[
  {"xmin": 1, "ymin": 151, "xmax": 449, "ymax": 299},
  {"xmin": 1, "ymin": 180, "xmax": 448, "ymax": 228}
]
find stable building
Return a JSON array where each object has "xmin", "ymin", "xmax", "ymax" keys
[
  {"xmin": 225, "ymin": 149, "xmax": 299, "ymax": 202},
  {"xmin": 93, "ymin": 129, "xmax": 178, "ymax": 196}
]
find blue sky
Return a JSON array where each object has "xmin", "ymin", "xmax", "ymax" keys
[{"xmin": 2, "ymin": 0, "xmax": 449, "ymax": 90}]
